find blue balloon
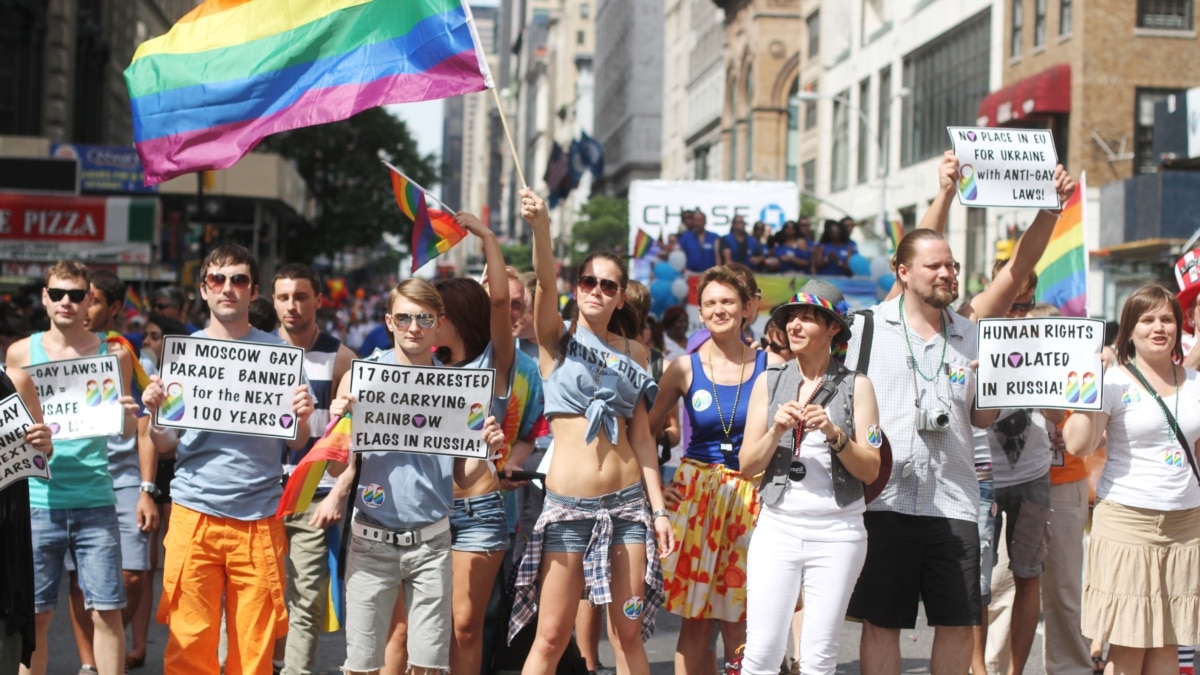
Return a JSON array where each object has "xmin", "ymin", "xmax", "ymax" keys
[
  {"xmin": 654, "ymin": 262, "xmax": 678, "ymax": 282},
  {"xmin": 650, "ymin": 280, "xmax": 675, "ymax": 316},
  {"xmin": 877, "ymin": 273, "xmax": 895, "ymax": 292},
  {"xmin": 849, "ymin": 254, "xmax": 872, "ymax": 277}
]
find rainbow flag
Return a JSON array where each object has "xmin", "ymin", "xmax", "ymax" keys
[
  {"xmin": 386, "ymin": 164, "xmax": 467, "ymax": 272},
  {"xmin": 276, "ymin": 415, "xmax": 352, "ymax": 519},
  {"xmin": 887, "ymin": 220, "xmax": 905, "ymax": 254},
  {"xmin": 321, "ymin": 525, "xmax": 345, "ymax": 632},
  {"xmin": 123, "ymin": 287, "xmax": 145, "ymax": 319},
  {"xmin": 632, "ymin": 229, "xmax": 653, "ymax": 258},
  {"xmin": 104, "ymin": 332, "xmax": 152, "ymax": 398},
  {"xmin": 1035, "ymin": 172, "xmax": 1088, "ymax": 317},
  {"xmin": 125, "ymin": 0, "xmax": 494, "ymax": 185}
]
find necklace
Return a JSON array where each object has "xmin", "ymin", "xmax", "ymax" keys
[
  {"xmin": 792, "ymin": 369, "xmax": 825, "ymax": 458},
  {"xmin": 899, "ymin": 295, "xmax": 947, "ymax": 382},
  {"xmin": 705, "ymin": 341, "xmax": 747, "ymax": 455},
  {"xmin": 1131, "ymin": 356, "xmax": 1180, "ymax": 441}
]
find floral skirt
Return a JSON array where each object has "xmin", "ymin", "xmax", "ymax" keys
[{"xmin": 661, "ymin": 457, "xmax": 760, "ymax": 622}]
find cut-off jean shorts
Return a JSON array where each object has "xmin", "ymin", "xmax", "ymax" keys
[
  {"xmin": 451, "ymin": 490, "xmax": 509, "ymax": 552},
  {"xmin": 542, "ymin": 482, "xmax": 648, "ymax": 553}
]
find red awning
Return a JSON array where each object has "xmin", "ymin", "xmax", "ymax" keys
[{"xmin": 976, "ymin": 63, "xmax": 1071, "ymax": 126}]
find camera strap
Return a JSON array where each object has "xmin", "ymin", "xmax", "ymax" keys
[{"xmin": 1126, "ymin": 363, "xmax": 1200, "ymax": 486}]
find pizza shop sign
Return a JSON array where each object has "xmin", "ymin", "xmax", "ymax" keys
[{"xmin": 0, "ymin": 196, "xmax": 106, "ymax": 240}]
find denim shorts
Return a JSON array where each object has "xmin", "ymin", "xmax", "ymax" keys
[
  {"xmin": 450, "ymin": 490, "xmax": 509, "ymax": 552},
  {"xmin": 542, "ymin": 483, "xmax": 648, "ymax": 553},
  {"xmin": 115, "ymin": 486, "xmax": 152, "ymax": 571},
  {"xmin": 31, "ymin": 506, "xmax": 126, "ymax": 613},
  {"xmin": 977, "ymin": 476, "xmax": 997, "ymax": 605}
]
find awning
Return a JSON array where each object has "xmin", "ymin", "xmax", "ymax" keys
[
  {"xmin": 1091, "ymin": 238, "xmax": 1185, "ymax": 259},
  {"xmin": 977, "ymin": 64, "xmax": 1071, "ymax": 126}
]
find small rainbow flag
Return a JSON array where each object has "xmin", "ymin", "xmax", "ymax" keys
[
  {"xmin": 386, "ymin": 164, "xmax": 467, "ymax": 272},
  {"xmin": 632, "ymin": 229, "xmax": 653, "ymax": 258},
  {"xmin": 276, "ymin": 415, "xmax": 352, "ymax": 519},
  {"xmin": 104, "ymin": 332, "xmax": 152, "ymax": 398},
  {"xmin": 123, "ymin": 287, "xmax": 145, "ymax": 319},
  {"xmin": 887, "ymin": 220, "xmax": 905, "ymax": 254},
  {"xmin": 1035, "ymin": 171, "xmax": 1087, "ymax": 317},
  {"xmin": 125, "ymin": 0, "xmax": 494, "ymax": 185}
]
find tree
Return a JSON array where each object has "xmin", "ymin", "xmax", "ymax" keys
[
  {"xmin": 570, "ymin": 196, "xmax": 629, "ymax": 267},
  {"xmin": 261, "ymin": 107, "xmax": 440, "ymax": 263}
]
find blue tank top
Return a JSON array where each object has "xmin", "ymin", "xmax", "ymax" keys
[
  {"xmin": 684, "ymin": 350, "xmax": 767, "ymax": 470},
  {"xmin": 27, "ymin": 333, "xmax": 115, "ymax": 509}
]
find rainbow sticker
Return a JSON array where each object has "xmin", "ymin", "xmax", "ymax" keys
[
  {"xmin": 162, "ymin": 382, "xmax": 186, "ymax": 421},
  {"xmin": 1166, "ymin": 450, "xmax": 1185, "ymax": 468},
  {"xmin": 957, "ymin": 165, "xmax": 979, "ymax": 201},
  {"xmin": 1122, "ymin": 388, "xmax": 1142, "ymax": 404},
  {"xmin": 85, "ymin": 380, "xmax": 101, "ymax": 407},
  {"xmin": 1081, "ymin": 372, "xmax": 1097, "ymax": 405},
  {"xmin": 622, "ymin": 596, "xmax": 644, "ymax": 620},
  {"xmin": 691, "ymin": 390, "xmax": 712, "ymax": 412},
  {"xmin": 361, "ymin": 484, "xmax": 386, "ymax": 508},
  {"xmin": 949, "ymin": 367, "xmax": 967, "ymax": 386},
  {"xmin": 1065, "ymin": 372, "xmax": 1079, "ymax": 403},
  {"xmin": 867, "ymin": 425, "xmax": 883, "ymax": 448},
  {"xmin": 605, "ymin": 353, "xmax": 621, "ymax": 369},
  {"xmin": 467, "ymin": 402, "xmax": 485, "ymax": 430},
  {"xmin": 101, "ymin": 378, "xmax": 118, "ymax": 403}
]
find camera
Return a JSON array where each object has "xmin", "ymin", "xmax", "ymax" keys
[{"xmin": 916, "ymin": 407, "xmax": 951, "ymax": 432}]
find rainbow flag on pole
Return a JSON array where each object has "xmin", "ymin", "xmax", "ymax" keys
[
  {"xmin": 887, "ymin": 220, "xmax": 905, "ymax": 254},
  {"xmin": 275, "ymin": 415, "xmax": 352, "ymax": 519},
  {"xmin": 1035, "ymin": 172, "xmax": 1088, "ymax": 317},
  {"xmin": 125, "ymin": 0, "xmax": 494, "ymax": 185},
  {"xmin": 632, "ymin": 229, "xmax": 653, "ymax": 258},
  {"xmin": 386, "ymin": 163, "xmax": 467, "ymax": 272}
]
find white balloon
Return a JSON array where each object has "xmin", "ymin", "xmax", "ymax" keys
[
  {"xmin": 671, "ymin": 277, "xmax": 689, "ymax": 300},
  {"xmin": 668, "ymin": 250, "xmax": 687, "ymax": 273},
  {"xmin": 870, "ymin": 255, "xmax": 892, "ymax": 279}
]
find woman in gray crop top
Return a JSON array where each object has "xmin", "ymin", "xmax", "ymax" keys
[{"xmin": 511, "ymin": 189, "xmax": 675, "ymax": 675}]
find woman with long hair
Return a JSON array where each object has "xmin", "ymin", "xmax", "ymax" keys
[
  {"xmin": 812, "ymin": 220, "xmax": 856, "ymax": 277},
  {"xmin": 511, "ymin": 188, "xmax": 674, "ymax": 675},
  {"xmin": 738, "ymin": 279, "xmax": 881, "ymax": 675},
  {"xmin": 649, "ymin": 266, "xmax": 767, "ymax": 675},
  {"xmin": 1064, "ymin": 284, "xmax": 1200, "ymax": 675}
]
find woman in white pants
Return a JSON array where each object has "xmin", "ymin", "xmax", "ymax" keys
[{"xmin": 739, "ymin": 280, "xmax": 882, "ymax": 675}]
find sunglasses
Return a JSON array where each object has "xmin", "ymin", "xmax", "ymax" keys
[
  {"xmin": 577, "ymin": 275, "xmax": 621, "ymax": 297},
  {"xmin": 154, "ymin": 302, "xmax": 174, "ymax": 311},
  {"xmin": 205, "ymin": 273, "xmax": 252, "ymax": 291},
  {"xmin": 46, "ymin": 288, "xmax": 88, "ymax": 304},
  {"xmin": 1009, "ymin": 302, "xmax": 1034, "ymax": 314},
  {"xmin": 391, "ymin": 312, "xmax": 439, "ymax": 329}
]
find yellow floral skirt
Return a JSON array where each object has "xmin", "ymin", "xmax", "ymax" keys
[{"xmin": 661, "ymin": 457, "xmax": 760, "ymax": 622}]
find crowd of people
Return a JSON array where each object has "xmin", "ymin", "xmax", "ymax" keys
[
  {"xmin": 0, "ymin": 150, "xmax": 1198, "ymax": 675},
  {"xmin": 670, "ymin": 211, "xmax": 860, "ymax": 277}
]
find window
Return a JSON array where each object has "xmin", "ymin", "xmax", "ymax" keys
[
  {"xmin": 1034, "ymin": 0, "xmax": 1047, "ymax": 46},
  {"xmin": 807, "ymin": 12, "xmax": 820, "ymax": 58},
  {"xmin": 902, "ymin": 11, "xmax": 991, "ymax": 166},
  {"xmin": 745, "ymin": 70, "xmax": 754, "ymax": 178},
  {"xmin": 803, "ymin": 159, "xmax": 816, "ymax": 194},
  {"xmin": 862, "ymin": 0, "xmax": 891, "ymax": 44},
  {"xmin": 1138, "ymin": 0, "xmax": 1193, "ymax": 29},
  {"xmin": 804, "ymin": 98, "xmax": 818, "ymax": 130},
  {"xmin": 581, "ymin": 3, "xmax": 589, "ymax": 18},
  {"xmin": 1134, "ymin": 87, "xmax": 1177, "ymax": 174},
  {"xmin": 878, "ymin": 66, "xmax": 892, "ymax": 177},
  {"xmin": 1011, "ymin": 0, "xmax": 1023, "ymax": 57},
  {"xmin": 694, "ymin": 145, "xmax": 710, "ymax": 180},
  {"xmin": 831, "ymin": 88, "xmax": 851, "ymax": 192},
  {"xmin": 786, "ymin": 80, "xmax": 800, "ymax": 182},
  {"xmin": 728, "ymin": 85, "xmax": 738, "ymax": 179},
  {"xmin": 1060, "ymin": 0, "xmax": 1073, "ymax": 34},
  {"xmin": 576, "ymin": 30, "xmax": 585, "ymax": 45},
  {"xmin": 857, "ymin": 79, "xmax": 871, "ymax": 184}
]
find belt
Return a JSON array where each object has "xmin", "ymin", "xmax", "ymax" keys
[{"xmin": 353, "ymin": 517, "xmax": 449, "ymax": 547}]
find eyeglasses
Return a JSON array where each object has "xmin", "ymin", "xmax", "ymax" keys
[
  {"xmin": 204, "ymin": 273, "xmax": 252, "ymax": 291},
  {"xmin": 154, "ymin": 303, "xmax": 174, "ymax": 311},
  {"xmin": 577, "ymin": 275, "xmax": 621, "ymax": 297},
  {"xmin": 391, "ymin": 312, "xmax": 439, "ymax": 329},
  {"xmin": 47, "ymin": 288, "xmax": 88, "ymax": 304},
  {"xmin": 1009, "ymin": 301, "xmax": 1034, "ymax": 314}
]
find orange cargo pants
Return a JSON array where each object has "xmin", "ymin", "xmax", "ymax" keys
[{"xmin": 158, "ymin": 504, "xmax": 288, "ymax": 675}]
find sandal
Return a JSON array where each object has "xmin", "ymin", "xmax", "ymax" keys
[{"xmin": 125, "ymin": 653, "xmax": 145, "ymax": 670}]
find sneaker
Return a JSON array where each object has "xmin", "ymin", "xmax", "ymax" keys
[
  {"xmin": 78, "ymin": 667, "xmax": 99, "ymax": 675},
  {"xmin": 724, "ymin": 644, "xmax": 746, "ymax": 675},
  {"xmin": 589, "ymin": 666, "xmax": 616, "ymax": 675}
]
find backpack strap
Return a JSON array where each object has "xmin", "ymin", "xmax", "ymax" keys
[{"xmin": 854, "ymin": 309, "xmax": 875, "ymax": 376}]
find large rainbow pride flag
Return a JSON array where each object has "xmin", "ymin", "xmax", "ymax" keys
[
  {"xmin": 125, "ymin": 0, "xmax": 494, "ymax": 185},
  {"xmin": 1035, "ymin": 172, "xmax": 1088, "ymax": 317}
]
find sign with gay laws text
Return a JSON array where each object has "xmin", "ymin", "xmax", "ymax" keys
[
  {"xmin": 26, "ymin": 354, "xmax": 124, "ymax": 440},
  {"xmin": 947, "ymin": 127, "xmax": 1060, "ymax": 209}
]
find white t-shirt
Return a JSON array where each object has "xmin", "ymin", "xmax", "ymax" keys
[
  {"xmin": 759, "ymin": 422, "xmax": 867, "ymax": 542},
  {"xmin": 988, "ymin": 409, "xmax": 1053, "ymax": 488},
  {"xmin": 1097, "ymin": 367, "xmax": 1200, "ymax": 511}
]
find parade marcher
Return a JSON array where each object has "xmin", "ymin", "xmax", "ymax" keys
[
  {"xmin": 272, "ymin": 263, "xmax": 355, "ymax": 675},
  {"xmin": 678, "ymin": 210, "xmax": 721, "ymax": 273},
  {"xmin": 511, "ymin": 188, "xmax": 673, "ymax": 675},
  {"xmin": 811, "ymin": 220, "xmax": 856, "ymax": 277},
  {"xmin": 738, "ymin": 280, "xmax": 881, "ymax": 675},
  {"xmin": 0, "ymin": 366, "xmax": 54, "ymax": 673},
  {"xmin": 311, "ymin": 278, "xmax": 507, "ymax": 675},
  {"xmin": 649, "ymin": 266, "xmax": 766, "ymax": 675},
  {"xmin": 7, "ymin": 261, "xmax": 141, "ymax": 675},
  {"xmin": 719, "ymin": 216, "xmax": 765, "ymax": 269},
  {"xmin": 1064, "ymin": 284, "xmax": 1200, "ymax": 675},
  {"xmin": 141, "ymin": 245, "xmax": 315, "ymax": 675}
]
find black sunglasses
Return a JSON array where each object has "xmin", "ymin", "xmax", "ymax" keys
[
  {"xmin": 154, "ymin": 302, "xmax": 174, "ymax": 311},
  {"xmin": 205, "ymin": 272, "xmax": 252, "ymax": 291},
  {"xmin": 47, "ymin": 288, "xmax": 88, "ymax": 303},
  {"xmin": 391, "ymin": 312, "xmax": 439, "ymax": 329},
  {"xmin": 578, "ymin": 275, "xmax": 621, "ymax": 298},
  {"xmin": 1009, "ymin": 301, "xmax": 1034, "ymax": 314}
]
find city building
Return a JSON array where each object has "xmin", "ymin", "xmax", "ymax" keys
[{"xmin": 662, "ymin": 0, "xmax": 725, "ymax": 181}]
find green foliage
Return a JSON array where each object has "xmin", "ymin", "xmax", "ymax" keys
[
  {"xmin": 261, "ymin": 108, "xmax": 439, "ymax": 263},
  {"xmin": 570, "ymin": 196, "xmax": 629, "ymax": 266},
  {"xmin": 500, "ymin": 243, "xmax": 534, "ymax": 272},
  {"xmin": 800, "ymin": 194, "xmax": 819, "ymax": 219}
]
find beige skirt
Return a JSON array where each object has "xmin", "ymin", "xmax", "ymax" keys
[{"xmin": 1083, "ymin": 499, "xmax": 1200, "ymax": 648}]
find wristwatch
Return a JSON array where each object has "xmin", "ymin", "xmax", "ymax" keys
[
  {"xmin": 651, "ymin": 509, "xmax": 670, "ymax": 521},
  {"xmin": 139, "ymin": 481, "xmax": 159, "ymax": 497}
]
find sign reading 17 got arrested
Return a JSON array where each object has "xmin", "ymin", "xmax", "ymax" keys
[
  {"xmin": 155, "ymin": 336, "xmax": 304, "ymax": 439},
  {"xmin": 349, "ymin": 360, "xmax": 495, "ymax": 459},
  {"xmin": 947, "ymin": 127, "xmax": 1059, "ymax": 209},
  {"xmin": 976, "ymin": 317, "xmax": 1106, "ymax": 411}
]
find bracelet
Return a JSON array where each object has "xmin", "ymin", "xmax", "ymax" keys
[
  {"xmin": 827, "ymin": 430, "xmax": 848, "ymax": 454},
  {"xmin": 651, "ymin": 509, "xmax": 670, "ymax": 521}
]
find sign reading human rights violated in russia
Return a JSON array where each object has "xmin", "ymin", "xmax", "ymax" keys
[
  {"xmin": 349, "ymin": 360, "xmax": 495, "ymax": 459},
  {"xmin": 976, "ymin": 317, "xmax": 1106, "ymax": 410},
  {"xmin": 947, "ymin": 127, "xmax": 1060, "ymax": 209},
  {"xmin": 155, "ymin": 336, "xmax": 304, "ymax": 439}
]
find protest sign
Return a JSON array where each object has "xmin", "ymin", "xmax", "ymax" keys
[
  {"xmin": 349, "ymin": 360, "xmax": 495, "ymax": 459},
  {"xmin": 0, "ymin": 393, "xmax": 50, "ymax": 492},
  {"xmin": 977, "ymin": 317, "xmax": 1106, "ymax": 410},
  {"xmin": 947, "ymin": 127, "xmax": 1059, "ymax": 209},
  {"xmin": 26, "ymin": 353, "xmax": 124, "ymax": 440},
  {"xmin": 156, "ymin": 336, "xmax": 304, "ymax": 439}
]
